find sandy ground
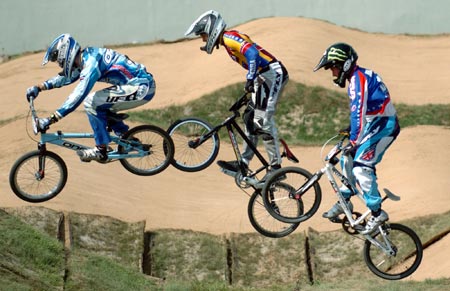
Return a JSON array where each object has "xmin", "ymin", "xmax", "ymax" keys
[{"xmin": 1, "ymin": 17, "xmax": 449, "ymax": 280}]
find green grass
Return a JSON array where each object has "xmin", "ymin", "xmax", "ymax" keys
[
  {"xmin": 396, "ymin": 103, "xmax": 450, "ymax": 127},
  {"xmin": 65, "ymin": 249, "xmax": 159, "ymax": 291},
  {"xmin": 0, "ymin": 210, "xmax": 65, "ymax": 290},
  {"xmin": 148, "ymin": 229, "xmax": 227, "ymax": 282},
  {"xmin": 128, "ymin": 81, "xmax": 450, "ymax": 145}
]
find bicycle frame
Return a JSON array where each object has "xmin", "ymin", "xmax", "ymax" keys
[
  {"xmin": 29, "ymin": 98, "xmax": 149, "ymax": 162},
  {"xmin": 294, "ymin": 135, "xmax": 396, "ymax": 234},
  {"xmin": 37, "ymin": 132, "xmax": 149, "ymax": 160},
  {"xmin": 261, "ymin": 135, "xmax": 422, "ymax": 279},
  {"xmin": 188, "ymin": 93, "xmax": 272, "ymax": 179}
]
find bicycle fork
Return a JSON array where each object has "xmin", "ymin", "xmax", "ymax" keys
[
  {"xmin": 36, "ymin": 143, "xmax": 47, "ymax": 180},
  {"xmin": 365, "ymin": 225, "xmax": 398, "ymax": 257},
  {"xmin": 292, "ymin": 170, "xmax": 323, "ymax": 199}
]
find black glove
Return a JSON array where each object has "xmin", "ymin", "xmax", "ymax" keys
[
  {"xmin": 26, "ymin": 86, "xmax": 41, "ymax": 102},
  {"xmin": 342, "ymin": 142, "xmax": 357, "ymax": 157},
  {"xmin": 244, "ymin": 79, "xmax": 255, "ymax": 93}
]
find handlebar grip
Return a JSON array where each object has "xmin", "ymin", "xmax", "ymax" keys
[{"xmin": 338, "ymin": 131, "xmax": 350, "ymax": 138}]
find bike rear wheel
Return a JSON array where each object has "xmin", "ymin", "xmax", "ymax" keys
[
  {"xmin": 262, "ymin": 166, "xmax": 322, "ymax": 223},
  {"xmin": 248, "ymin": 190, "xmax": 301, "ymax": 238},
  {"xmin": 9, "ymin": 150, "xmax": 67, "ymax": 202},
  {"xmin": 364, "ymin": 223, "xmax": 423, "ymax": 280},
  {"xmin": 118, "ymin": 125, "xmax": 174, "ymax": 176},
  {"xmin": 167, "ymin": 118, "xmax": 220, "ymax": 172}
]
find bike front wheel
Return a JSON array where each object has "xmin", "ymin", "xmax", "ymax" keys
[
  {"xmin": 9, "ymin": 150, "xmax": 68, "ymax": 203},
  {"xmin": 364, "ymin": 223, "xmax": 423, "ymax": 280},
  {"xmin": 248, "ymin": 190, "xmax": 301, "ymax": 238},
  {"xmin": 262, "ymin": 166, "xmax": 322, "ymax": 224},
  {"xmin": 118, "ymin": 125, "xmax": 174, "ymax": 176},
  {"xmin": 167, "ymin": 118, "xmax": 220, "ymax": 172}
]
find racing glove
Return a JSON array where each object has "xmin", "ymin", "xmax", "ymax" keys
[
  {"xmin": 339, "ymin": 125, "xmax": 351, "ymax": 137},
  {"xmin": 342, "ymin": 140, "xmax": 357, "ymax": 157},
  {"xmin": 244, "ymin": 79, "xmax": 255, "ymax": 93},
  {"xmin": 26, "ymin": 86, "xmax": 41, "ymax": 102},
  {"xmin": 36, "ymin": 114, "xmax": 59, "ymax": 132}
]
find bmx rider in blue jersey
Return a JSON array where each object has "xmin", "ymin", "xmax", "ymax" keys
[{"xmin": 26, "ymin": 34, "xmax": 155, "ymax": 162}]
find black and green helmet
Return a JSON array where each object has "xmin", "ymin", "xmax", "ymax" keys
[{"xmin": 313, "ymin": 42, "xmax": 358, "ymax": 88}]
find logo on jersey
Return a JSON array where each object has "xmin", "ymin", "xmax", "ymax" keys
[
  {"xmin": 361, "ymin": 144, "xmax": 377, "ymax": 161},
  {"xmin": 106, "ymin": 92, "xmax": 138, "ymax": 103},
  {"xmin": 225, "ymin": 33, "xmax": 245, "ymax": 43},
  {"xmin": 348, "ymin": 77, "xmax": 356, "ymax": 100},
  {"xmin": 103, "ymin": 49, "xmax": 114, "ymax": 64}
]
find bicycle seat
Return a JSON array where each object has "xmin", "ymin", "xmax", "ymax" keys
[
  {"xmin": 383, "ymin": 188, "xmax": 401, "ymax": 201},
  {"xmin": 106, "ymin": 112, "xmax": 129, "ymax": 122},
  {"xmin": 279, "ymin": 139, "xmax": 299, "ymax": 163}
]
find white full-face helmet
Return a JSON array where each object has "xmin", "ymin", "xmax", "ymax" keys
[
  {"xmin": 185, "ymin": 10, "xmax": 226, "ymax": 54},
  {"xmin": 42, "ymin": 33, "xmax": 81, "ymax": 79}
]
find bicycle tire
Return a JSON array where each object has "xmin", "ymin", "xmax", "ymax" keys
[
  {"xmin": 363, "ymin": 223, "xmax": 423, "ymax": 280},
  {"xmin": 262, "ymin": 166, "xmax": 322, "ymax": 224},
  {"xmin": 248, "ymin": 189, "xmax": 301, "ymax": 238},
  {"xmin": 9, "ymin": 150, "xmax": 68, "ymax": 203},
  {"xmin": 167, "ymin": 118, "xmax": 220, "ymax": 172},
  {"xmin": 119, "ymin": 125, "xmax": 174, "ymax": 176}
]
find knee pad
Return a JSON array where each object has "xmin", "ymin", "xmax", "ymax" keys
[
  {"xmin": 353, "ymin": 166, "xmax": 375, "ymax": 193},
  {"xmin": 242, "ymin": 106, "xmax": 256, "ymax": 135}
]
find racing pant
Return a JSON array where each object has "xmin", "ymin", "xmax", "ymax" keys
[
  {"xmin": 242, "ymin": 61, "xmax": 288, "ymax": 167},
  {"xmin": 84, "ymin": 78, "xmax": 156, "ymax": 145},
  {"xmin": 341, "ymin": 116, "xmax": 400, "ymax": 211}
]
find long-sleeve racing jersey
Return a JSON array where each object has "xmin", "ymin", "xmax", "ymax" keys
[
  {"xmin": 222, "ymin": 30, "xmax": 277, "ymax": 81},
  {"xmin": 348, "ymin": 66, "xmax": 397, "ymax": 144},
  {"xmin": 42, "ymin": 47, "xmax": 152, "ymax": 119}
]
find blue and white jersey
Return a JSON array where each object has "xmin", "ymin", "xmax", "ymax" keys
[
  {"xmin": 43, "ymin": 47, "xmax": 153, "ymax": 118},
  {"xmin": 347, "ymin": 66, "xmax": 397, "ymax": 144}
]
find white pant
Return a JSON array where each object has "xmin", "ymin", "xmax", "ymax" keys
[{"xmin": 242, "ymin": 61, "xmax": 288, "ymax": 166}]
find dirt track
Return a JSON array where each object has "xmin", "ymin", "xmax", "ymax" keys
[{"xmin": 0, "ymin": 17, "xmax": 449, "ymax": 280}]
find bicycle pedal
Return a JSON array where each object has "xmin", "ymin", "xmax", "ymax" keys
[
  {"xmin": 353, "ymin": 224, "xmax": 365, "ymax": 232},
  {"xmin": 328, "ymin": 217, "xmax": 343, "ymax": 224},
  {"xmin": 219, "ymin": 167, "xmax": 237, "ymax": 177}
]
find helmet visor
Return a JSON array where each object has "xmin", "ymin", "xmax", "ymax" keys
[
  {"xmin": 42, "ymin": 34, "xmax": 66, "ymax": 66},
  {"xmin": 313, "ymin": 54, "xmax": 329, "ymax": 72},
  {"xmin": 185, "ymin": 10, "xmax": 218, "ymax": 36}
]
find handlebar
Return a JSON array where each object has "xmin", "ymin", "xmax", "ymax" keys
[
  {"xmin": 321, "ymin": 133, "xmax": 349, "ymax": 164},
  {"xmin": 28, "ymin": 97, "xmax": 40, "ymax": 135},
  {"xmin": 228, "ymin": 92, "xmax": 250, "ymax": 112}
]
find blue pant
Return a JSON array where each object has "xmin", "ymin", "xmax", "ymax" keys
[
  {"xmin": 342, "ymin": 116, "xmax": 400, "ymax": 211},
  {"xmin": 85, "ymin": 81, "xmax": 155, "ymax": 145}
]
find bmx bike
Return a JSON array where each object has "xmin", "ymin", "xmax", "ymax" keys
[
  {"xmin": 261, "ymin": 133, "xmax": 423, "ymax": 279},
  {"xmin": 9, "ymin": 98, "xmax": 175, "ymax": 203},
  {"xmin": 167, "ymin": 92, "xmax": 302, "ymax": 238}
]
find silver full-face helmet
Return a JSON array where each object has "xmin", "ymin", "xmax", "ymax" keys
[
  {"xmin": 185, "ymin": 10, "xmax": 226, "ymax": 54},
  {"xmin": 42, "ymin": 33, "xmax": 81, "ymax": 79}
]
